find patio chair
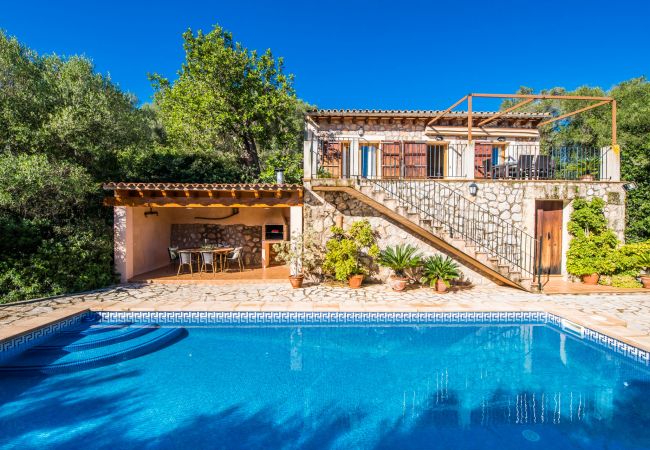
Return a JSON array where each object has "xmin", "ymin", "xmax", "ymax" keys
[
  {"xmin": 225, "ymin": 247, "xmax": 244, "ymax": 272},
  {"xmin": 168, "ymin": 247, "xmax": 179, "ymax": 267},
  {"xmin": 513, "ymin": 154, "xmax": 534, "ymax": 179},
  {"xmin": 534, "ymin": 155, "xmax": 555, "ymax": 179},
  {"xmin": 199, "ymin": 250, "xmax": 218, "ymax": 275},
  {"xmin": 177, "ymin": 251, "xmax": 194, "ymax": 277}
]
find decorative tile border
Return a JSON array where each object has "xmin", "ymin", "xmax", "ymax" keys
[
  {"xmin": 0, "ymin": 312, "xmax": 92, "ymax": 365},
  {"xmin": 93, "ymin": 310, "xmax": 549, "ymax": 325},
  {"xmin": 1, "ymin": 310, "xmax": 648, "ymax": 367}
]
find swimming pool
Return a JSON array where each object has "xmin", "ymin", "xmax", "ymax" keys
[{"xmin": 1, "ymin": 311, "xmax": 649, "ymax": 449}]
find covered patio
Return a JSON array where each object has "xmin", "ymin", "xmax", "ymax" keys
[{"xmin": 104, "ymin": 182, "xmax": 303, "ymax": 283}]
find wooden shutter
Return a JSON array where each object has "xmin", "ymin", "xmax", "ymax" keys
[
  {"xmin": 403, "ymin": 142, "xmax": 427, "ymax": 178},
  {"xmin": 321, "ymin": 142, "xmax": 342, "ymax": 178},
  {"xmin": 381, "ymin": 142, "xmax": 401, "ymax": 178},
  {"xmin": 474, "ymin": 143, "xmax": 492, "ymax": 178}
]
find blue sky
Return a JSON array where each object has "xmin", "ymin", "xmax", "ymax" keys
[{"xmin": 2, "ymin": 0, "xmax": 649, "ymax": 110}]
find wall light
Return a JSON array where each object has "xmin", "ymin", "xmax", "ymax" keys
[
  {"xmin": 623, "ymin": 182, "xmax": 637, "ymax": 191},
  {"xmin": 435, "ymin": 135, "xmax": 444, "ymax": 141},
  {"xmin": 468, "ymin": 182, "xmax": 479, "ymax": 196},
  {"xmin": 497, "ymin": 136, "xmax": 506, "ymax": 142},
  {"xmin": 144, "ymin": 206, "xmax": 158, "ymax": 218}
]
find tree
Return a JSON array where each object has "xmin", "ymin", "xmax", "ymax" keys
[
  {"xmin": 150, "ymin": 25, "xmax": 303, "ymax": 180},
  {"xmin": 0, "ymin": 31, "xmax": 155, "ymax": 302}
]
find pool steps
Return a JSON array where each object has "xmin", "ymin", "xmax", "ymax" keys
[{"xmin": 0, "ymin": 321, "xmax": 186, "ymax": 374}]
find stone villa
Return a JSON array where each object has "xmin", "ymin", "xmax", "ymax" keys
[{"xmin": 104, "ymin": 93, "xmax": 623, "ymax": 292}]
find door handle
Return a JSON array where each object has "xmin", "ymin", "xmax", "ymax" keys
[{"xmin": 547, "ymin": 232, "xmax": 551, "ymax": 240}]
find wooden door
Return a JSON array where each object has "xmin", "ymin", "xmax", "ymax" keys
[
  {"xmin": 474, "ymin": 143, "xmax": 493, "ymax": 178},
  {"xmin": 535, "ymin": 200, "xmax": 563, "ymax": 275},
  {"xmin": 403, "ymin": 142, "xmax": 427, "ymax": 178},
  {"xmin": 381, "ymin": 142, "xmax": 401, "ymax": 178}
]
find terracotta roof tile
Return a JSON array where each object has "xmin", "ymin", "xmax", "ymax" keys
[{"xmin": 103, "ymin": 182, "xmax": 302, "ymax": 191}]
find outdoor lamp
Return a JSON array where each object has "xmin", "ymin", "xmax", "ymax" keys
[
  {"xmin": 275, "ymin": 168, "xmax": 285, "ymax": 184},
  {"xmin": 435, "ymin": 135, "xmax": 444, "ymax": 141},
  {"xmin": 497, "ymin": 136, "xmax": 506, "ymax": 142},
  {"xmin": 468, "ymin": 182, "xmax": 479, "ymax": 196},
  {"xmin": 623, "ymin": 182, "xmax": 637, "ymax": 191}
]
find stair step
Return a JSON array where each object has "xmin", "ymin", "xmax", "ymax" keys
[
  {"xmin": 0, "ymin": 324, "xmax": 187, "ymax": 374},
  {"xmin": 33, "ymin": 323, "xmax": 156, "ymax": 351}
]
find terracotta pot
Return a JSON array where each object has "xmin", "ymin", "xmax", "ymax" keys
[
  {"xmin": 579, "ymin": 174, "xmax": 594, "ymax": 181},
  {"xmin": 348, "ymin": 274, "xmax": 364, "ymax": 289},
  {"xmin": 389, "ymin": 276, "xmax": 408, "ymax": 292},
  {"xmin": 581, "ymin": 273, "xmax": 599, "ymax": 285},
  {"xmin": 288, "ymin": 275, "xmax": 304, "ymax": 289},
  {"xmin": 641, "ymin": 275, "xmax": 650, "ymax": 289},
  {"xmin": 435, "ymin": 279, "xmax": 448, "ymax": 293}
]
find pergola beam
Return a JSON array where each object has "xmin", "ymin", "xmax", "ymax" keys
[
  {"xmin": 471, "ymin": 93, "xmax": 614, "ymax": 101},
  {"xmin": 426, "ymin": 95, "xmax": 468, "ymax": 126},
  {"xmin": 538, "ymin": 100, "xmax": 611, "ymax": 126},
  {"xmin": 476, "ymin": 98, "xmax": 535, "ymax": 127}
]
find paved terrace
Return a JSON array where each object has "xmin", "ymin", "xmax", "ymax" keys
[{"xmin": 2, "ymin": 284, "xmax": 650, "ymax": 348}]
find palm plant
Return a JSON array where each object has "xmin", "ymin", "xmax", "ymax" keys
[
  {"xmin": 421, "ymin": 255, "xmax": 461, "ymax": 288},
  {"xmin": 639, "ymin": 253, "xmax": 650, "ymax": 274},
  {"xmin": 378, "ymin": 244, "xmax": 422, "ymax": 278}
]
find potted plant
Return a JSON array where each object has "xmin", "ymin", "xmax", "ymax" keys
[
  {"xmin": 566, "ymin": 198, "xmax": 618, "ymax": 284},
  {"xmin": 273, "ymin": 232, "xmax": 324, "ymax": 288},
  {"xmin": 323, "ymin": 220, "xmax": 380, "ymax": 289},
  {"xmin": 639, "ymin": 253, "xmax": 650, "ymax": 289},
  {"xmin": 378, "ymin": 244, "xmax": 422, "ymax": 291},
  {"xmin": 421, "ymin": 255, "xmax": 461, "ymax": 293}
]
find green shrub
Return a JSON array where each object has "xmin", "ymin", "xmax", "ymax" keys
[
  {"xmin": 566, "ymin": 198, "xmax": 618, "ymax": 277},
  {"xmin": 602, "ymin": 275, "xmax": 643, "ymax": 288},
  {"xmin": 323, "ymin": 220, "xmax": 380, "ymax": 282},
  {"xmin": 612, "ymin": 241, "xmax": 650, "ymax": 275}
]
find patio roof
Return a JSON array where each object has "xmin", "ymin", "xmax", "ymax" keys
[
  {"xmin": 103, "ymin": 182, "xmax": 303, "ymax": 208},
  {"xmin": 307, "ymin": 109, "xmax": 550, "ymax": 120},
  {"xmin": 103, "ymin": 182, "xmax": 302, "ymax": 192}
]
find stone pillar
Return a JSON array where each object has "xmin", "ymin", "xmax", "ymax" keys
[
  {"xmin": 463, "ymin": 140, "xmax": 476, "ymax": 179},
  {"xmin": 289, "ymin": 206, "xmax": 303, "ymax": 275},
  {"xmin": 601, "ymin": 146, "xmax": 620, "ymax": 181},
  {"xmin": 303, "ymin": 133, "xmax": 313, "ymax": 179},
  {"xmin": 113, "ymin": 206, "xmax": 133, "ymax": 283}
]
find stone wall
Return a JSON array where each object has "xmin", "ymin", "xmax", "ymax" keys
[
  {"xmin": 170, "ymin": 224, "xmax": 262, "ymax": 267},
  {"xmin": 303, "ymin": 189, "xmax": 494, "ymax": 286},
  {"xmin": 303, "ymin": 179, "xmax": 627, "ymax": 283}
]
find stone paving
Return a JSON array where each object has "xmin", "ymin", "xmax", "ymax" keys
[{"xmin": 2, "ymin": 282, "xmax": 650, "ymax": 334}]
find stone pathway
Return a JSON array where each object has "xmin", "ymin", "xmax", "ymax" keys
[{"xmin": 2, "ymin": 283, "xmax": 650, "ymax": 332}]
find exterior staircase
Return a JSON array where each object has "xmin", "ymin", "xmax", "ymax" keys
[{"xmin": 311, "ymin": 178, "xmax": 538, "ymax": 291}]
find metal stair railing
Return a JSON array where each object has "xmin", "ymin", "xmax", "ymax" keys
[{"xmin": 362, "ymin": 178, "xmax": 538, "ymax": 278}]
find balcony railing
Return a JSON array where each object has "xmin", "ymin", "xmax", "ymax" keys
[{"xmin": 306, "ymin": 139, "xmax": 614, "ymax": 182}]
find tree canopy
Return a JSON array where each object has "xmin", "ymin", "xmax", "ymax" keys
[{"xmin": 150, "ymin": 26, "xmax": 305, "ymax": 182}]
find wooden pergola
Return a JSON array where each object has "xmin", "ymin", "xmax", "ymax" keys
[
  {"xmin": 103, "ymin": 182, "xmax": 303, "ymax": 208},
  {"xmin": 426, "ymin": 93, "xmax": 617, "ymax": 145}
]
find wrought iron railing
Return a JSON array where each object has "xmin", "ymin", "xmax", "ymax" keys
[
  {"xmin": 363, "ymin": 178, "xmax": 538, "ymax": 278},
  {"xmin": 473, "ymin": 144, "xmax": 609, "ymax": 181},
  {"xmin": 308, "ymin": 138, "xmax": 610, "ymax": 181}
]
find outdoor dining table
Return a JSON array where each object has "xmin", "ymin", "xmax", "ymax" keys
[{"xmin": 178, "ymin": 247, "xmax": 234, "ymax": 272}]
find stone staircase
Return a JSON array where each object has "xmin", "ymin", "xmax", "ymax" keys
[{"xmin": 313, "ymin": 178, "xmax": 537, "ymax": 291}]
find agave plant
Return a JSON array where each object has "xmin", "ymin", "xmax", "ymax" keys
[
  {"xmin": 378, "ymin": 244, "xmax": 422, "ymax": 278},
  {"xmin": 421, "ymin": 255, "xmax": 461, "ymax": 287}
]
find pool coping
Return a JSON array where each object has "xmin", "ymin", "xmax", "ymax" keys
[{"xmin": 2, "ymin": 302, "xmax": 650, "ymax": 366}]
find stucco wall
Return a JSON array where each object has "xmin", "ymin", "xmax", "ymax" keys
[{"xmin": 124, "ymin": 206, "xmax": 291, "ymax": 278}]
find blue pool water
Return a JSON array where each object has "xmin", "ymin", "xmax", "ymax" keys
[{"xmin": 1, "ymin": 316, "xmax": 650, "ymax": 449}]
